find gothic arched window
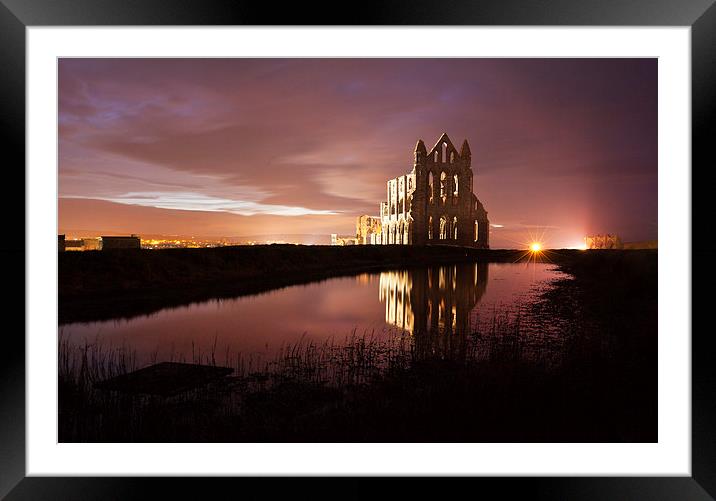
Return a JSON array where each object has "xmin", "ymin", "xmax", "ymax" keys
[
  {"xmin": 439, "ymin": 216, "xmax": 447, "ymax": 240},
  {"xmin": 428, "ymin": 172, "xmax": 434, "ymax": 204}
]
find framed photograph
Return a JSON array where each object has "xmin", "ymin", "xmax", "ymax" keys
[{"xmin": 3, "ymin": 0, "xmax": 713, "ymax": 497}]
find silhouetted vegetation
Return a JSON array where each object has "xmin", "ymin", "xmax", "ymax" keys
[{"xmin": 59, "ymin": 250, "xmax": 657, "ymax": 442}]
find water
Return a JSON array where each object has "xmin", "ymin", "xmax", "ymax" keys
[{"xmin": 60, "ymin": 262, "xmax": 566, "ymax": 366}]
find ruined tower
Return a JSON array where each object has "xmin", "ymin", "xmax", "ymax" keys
[{"xmin": 379, "ymin": 133, "xmax": 489, "ymax": 248}]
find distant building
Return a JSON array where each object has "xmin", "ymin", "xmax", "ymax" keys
[
  {"xmin": 331, "ymin": 233, "xmax": 359, "ymax": 246},
  {"xmin": 585, "ymin": 234, "xmax": 623, "ymax": 249},
  {"xmin": 355, "ymin": 215, "xmax": 382, "ymax": 245},
  {"xmin": 83, "ymin": 237, "xmax": 101, "ymax": 251},
  {"xmin": 64, "ymin": 239, "xmax": 84, "ymax": 251},
  {"xmin": 58, "ymin": 234, "xmax": 65, "ymax": 252},
  {"xmin": 100, "ymin": 235, "xmax": 141, "ymax": 250}
]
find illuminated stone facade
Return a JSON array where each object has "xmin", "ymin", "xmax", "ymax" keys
[
  {"xmin": 331, "ymin": 233, "xmax": 359, "ymax": 246},
  {"xmin": 379, "ymin": 133, "xmax": 489, "ymax": 248},
  {"xmin": 585, "ymin": 234, "xmax": 623, "ymax": 249},
  {"xmin": 355, "ymin": 215, "xmax": 382, "ymax": 245}
]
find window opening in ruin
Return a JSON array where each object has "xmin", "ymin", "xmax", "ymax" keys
[
  {"xmin": 428, "ymin": 216, "xmax": 433, "ymax": 239},
  {"xmin": 439, "ymin": 216, "xmax": 447, "ymax": 240},
  {"xmin": 453, "ymin": 217, "xmax": 458, "ymax": 240},
  {"xmin": 428, "ymin": 172, "xmax": 434, "ymax": 204},
  {"xmin": 441, "ymin": 142, "xmax": 447, "ymax": 163}
]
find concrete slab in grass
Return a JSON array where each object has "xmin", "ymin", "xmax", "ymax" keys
[{"xmin": 94, "ymin": 362, "xmax": 233, "ymax": 396}]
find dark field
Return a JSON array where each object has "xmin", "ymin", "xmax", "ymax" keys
[{"xmin": 59, "ymin": 248, "xmax": 657, "ymax": 443}]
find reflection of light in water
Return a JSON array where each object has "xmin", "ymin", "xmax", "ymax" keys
[
  {"xmin": 379, "ymin": 270, "xmax": 413, "ymax": 331},
  {"xmin": 438, "ymin": 300, "xmax": 446, "ymax": 333},
  {"xmin": 378, "ymin": 264, "xmax": 492, "ymax": 360},
  {"xmin": 62, "ymin": 262, "xmax": 565, "ymax": 368},
  {"xmin": 378, "ymin": 264, "xmax": 489, "ymax": 337},
  {"xmin": 355, "ymin": 273, "xmax": 373, "ymax": 285}
]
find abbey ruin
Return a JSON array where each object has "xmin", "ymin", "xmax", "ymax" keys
[{"xmin": 357, "ymin": 133, "xmax": 489, "ymax": 248}]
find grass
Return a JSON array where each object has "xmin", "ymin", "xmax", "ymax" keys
[{"xmin": 58, "ymin": 249, "xmax": 657, "ymax": 442}]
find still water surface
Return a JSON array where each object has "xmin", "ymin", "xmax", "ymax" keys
[{"xmin": 60, "ymin": 262, "xmax": 566, "ymax": 365}]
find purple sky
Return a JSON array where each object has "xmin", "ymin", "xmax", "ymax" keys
[{"xmin": 58, "ymin": 58, "xmax": 657, "ymax": 248}]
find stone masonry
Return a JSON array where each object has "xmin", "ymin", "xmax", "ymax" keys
[{"xmin": 378, "ymin": 133, "xmax": 489, "ymax": 248}]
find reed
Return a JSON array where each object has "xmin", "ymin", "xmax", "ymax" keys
[
  {"xmin": 58, "ymin": 304, "xmax": 582, "ymax": 443},
  {"xmin": 58, "ymin": 250, "xmax": 657, "ymax": 442}
]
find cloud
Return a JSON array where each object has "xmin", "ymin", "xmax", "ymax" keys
[
  {"xmin": 58, "ymin": 58, "xmax": 658, "ymax": 245},
  {"xmin": 63, "ymin": 192, "xmax": 339, "ymax": 217}
]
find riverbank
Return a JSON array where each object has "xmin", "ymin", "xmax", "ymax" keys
[
  {"xmin": 59, "ymin": 245, "xmax": 641, "ymax": 324},
  {"xmin": 59, "ymin": 249, "xmax": 657, "ymax": 442},
  {"xmin": 60, "ymin": 245, "xmax": 535, "ymax": 324}
]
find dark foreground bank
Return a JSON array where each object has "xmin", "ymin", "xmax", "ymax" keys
[
  {"xmin": 61, "ymin": 245, "xmax": 535, "ymax": 324},
  {"xmin": 59, "ymin": 250, "xmax": 657, "ymax": 442}
]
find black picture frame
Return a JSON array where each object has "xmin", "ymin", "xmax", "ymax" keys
[{"xmin": 2, "ymin": 0, "xmax": 712, "ymax": 498}]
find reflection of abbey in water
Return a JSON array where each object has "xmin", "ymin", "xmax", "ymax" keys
[{"xmin": 379, "ymin": 263, "xmax": 489, "ymax": 336}]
